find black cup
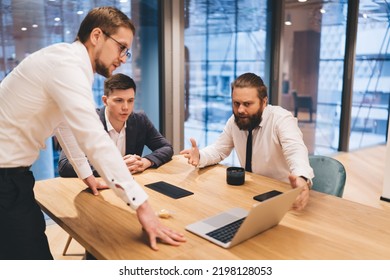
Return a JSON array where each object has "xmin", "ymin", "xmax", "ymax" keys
[{"xmin": 226, "ymin": 167, "xmax": 245, "ymax": 185}]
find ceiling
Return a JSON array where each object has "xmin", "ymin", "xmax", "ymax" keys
[
  {"xmin": 2, "ymin": 0, "xmax": 389, "ymax": 40},
  {"xmin": 0, "ymin": 0, "xmax": 389, "ymax": 64}
]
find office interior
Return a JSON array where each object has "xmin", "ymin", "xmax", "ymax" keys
[
  {"xmin": 2, "ymin": 0, "xmax": 389, "ymax": 174},
  {"xmin": 1, "ymin": 0, "xmax": 390, "ymax": 258}
]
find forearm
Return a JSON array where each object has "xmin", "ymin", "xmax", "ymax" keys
[{"xmin": 144, "ymin": 146, "xmax": 173, "ymax": 167}]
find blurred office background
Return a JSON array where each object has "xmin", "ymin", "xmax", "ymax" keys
[{"xmin": 0, "ymin": 0, "xmax": 389, "ymax": 179}]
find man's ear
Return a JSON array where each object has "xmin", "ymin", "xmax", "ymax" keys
[
  {"xmin": 102, "ymin": 95, "xmax": 108, "ymax": 106},
  {"xmin": 89, "ymin": 27, "xmax": 103, "ymax": 46}
]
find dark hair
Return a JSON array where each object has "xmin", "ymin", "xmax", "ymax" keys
[
  {"xmin": 231, "ymin": 72, "xmax": 268, "ymax": 100},
  {"xmin": 104, "ymin": 73, "xmax": 136, "ymax": 97},
  {"xmin": 76, "ymin": 6, "xmax": 135, "ymax": 43}
]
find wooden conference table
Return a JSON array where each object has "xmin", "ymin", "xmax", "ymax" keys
[{"xmin": 35, "ymin": 156, "xmax": 390, "ymax": 260}]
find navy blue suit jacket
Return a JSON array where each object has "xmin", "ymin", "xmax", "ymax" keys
[{"xmin": 58, "ymin": 107, "xmax": 173, "ymax": 177}]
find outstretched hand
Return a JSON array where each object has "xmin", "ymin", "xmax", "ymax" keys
[
  {"xmin": 289, "ymin": 174, "xmax": 310, "ymax": 210},
  {"xmin": 179, "ymin": 138, "xmax": 200, "ymax": 166},
  {"xmin": 83, "ymin": 175, "xmax": 109, "ymax": 195},
  {"xmin": 136, "ymin": 201, "xmax": 186, "ymax": 250}
]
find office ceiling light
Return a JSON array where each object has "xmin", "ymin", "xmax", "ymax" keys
[
  {"xmin": 21, "ymin": 27, "xmax": 27, "ymax": 31},
  {"xmin": 32, "ymin": 24, "xmax": 38, "ymax": 28},
  {"xmin": 298, "ymin": 0, "xmax": 307, "ymax": 2},
  {"xmin": 285, "ymin": 14, "xmax": 292, "ymax": 25},
  {"xmin": 320, "ymin": 8, "xmax": 326, "ymax": 14},
  {"xmin": 77, "ymin": 10, "xmax": 84, "ymax": 15},
  {"xmin": 54, "ymin": 17, "xmax": 61, "ymax": 22}
]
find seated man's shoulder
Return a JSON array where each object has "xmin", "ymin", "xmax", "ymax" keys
[
  {"xmin": 132, "ymin": 110, "xmax": 150, "ymax": 121},
  {"xmin": 267, "ymin": 105, "xmax": 293, "ymax": 117}
]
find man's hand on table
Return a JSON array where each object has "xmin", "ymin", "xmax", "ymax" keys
[
  {"xmin": 136, "ymin": 201, "xmax": 186, "ymax": 250},
  {"xmin": 83, "ymin": 175, "xmax": 109, "ymax": 196}
]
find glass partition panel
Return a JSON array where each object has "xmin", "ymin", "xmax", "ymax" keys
[
  {"xmin": 283, "ymin": 1, "xmax": 348, "ymax": 155},
  {"xmin": 184, "ymin": 0, "xmax": 268, "ymax": 166},
  {"xmin": 350, "ymin": 1, "xmax": 390, "ymax": 149}
]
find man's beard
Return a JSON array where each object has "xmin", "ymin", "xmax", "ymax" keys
[
  {"xmin": 95, "ymin": 58, "xmax": 110, "ymax": 78},
  {"xmin": 234, "ymin": 110, "xmax": 262, "ymax": 131}
]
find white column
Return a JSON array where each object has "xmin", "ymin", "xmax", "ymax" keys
[{"xmin": 161, "ymin": 0, "xmax": 185, "ymax": 153}]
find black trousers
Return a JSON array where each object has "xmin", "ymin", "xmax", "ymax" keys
[{"xmin": 0, "ymin": 169, "xmax": 53, "ymax": 260}]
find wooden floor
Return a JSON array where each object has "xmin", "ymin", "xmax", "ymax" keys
[{"xmin": 44, "ymin": 144, "xmax": 390, "ymax": 260}]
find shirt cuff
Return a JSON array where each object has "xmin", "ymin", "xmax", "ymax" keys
[
  {"xmin": 299, "ymin": 176, "xmax": 313, "ymax": 189},
  {"xmin": 110, "ymin": 179, "xmax": 148, "ymax": 210},
  {"xmin": 197, "ymin": 151, "xmax": 206, "ymax": 168},
  {"xmin": 75, "ymin": 161, "xmax": 93, "ymax": 179}
]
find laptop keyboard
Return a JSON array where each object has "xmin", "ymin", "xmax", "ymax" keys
[{"xmin": 206, "ymin": 217, "xmax": 245, "ymax": 243}]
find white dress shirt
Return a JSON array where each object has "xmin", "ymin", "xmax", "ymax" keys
[
  {"xmin": 198, "ymin": 105, "xmax": 314, "ymax": 183},
  {"xmin": 0, "ymin": 41, "xmax": 147, "ymax": 210},
  {"xmin": 105, "ymin": 109, "xmax": 126, "ymax": 156}
]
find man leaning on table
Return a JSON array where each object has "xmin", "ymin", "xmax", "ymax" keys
[
  {"xmin": 0, "ymin": 6, "xmax": 185, "ymax": 260},
  {"xmin": 58, "ymin": 73, "xmax": 173, "ymax": 177},
  {"xmin": 180, "ymin": 72, "xmax": 314, "ymax": 210}
]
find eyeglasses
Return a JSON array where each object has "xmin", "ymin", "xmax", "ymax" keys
[{"xmin": 102, "ymin": 31, "xmax": 132, "ymax": 59}]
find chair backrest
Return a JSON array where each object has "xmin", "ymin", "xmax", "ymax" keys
[
  {"xmin": 309, "ymin": 155, "xmax": 346, "ymax": 197},
  {"xmin": 292, "ymin": 91, "xmax": 298, "ymax": 100}
]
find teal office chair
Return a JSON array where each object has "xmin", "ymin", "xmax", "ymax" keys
[{"xmin": 309, "ymin": 155, "xmax": 346, "ymax": 197}]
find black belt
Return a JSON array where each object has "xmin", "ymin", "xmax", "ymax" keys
[{"xmin": 0, "ymin": 166, "xmax": 31, "ymax": 176}]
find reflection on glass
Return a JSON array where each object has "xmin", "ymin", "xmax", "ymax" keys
[
  {"xmin": 350, "ymin": 1, "xmax": 390, "ymax": 150},
  {"xmin": 283, "ymin": 1, "xmax": 348, "ymax": 155},
  {"xmin": 316, "ymin": 1, "xmax": 348, "ymax": 154},
  {"xmin": 285, "ymin": 0, "xmax": 389, "ymax": 155},
  {"xmin": 184, "ymin": 0, "xmax": 268, "ymax": 166}
]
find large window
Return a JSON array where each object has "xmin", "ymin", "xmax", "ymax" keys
[
  {"xmin": 283, "ymin": 0, "xmax": 389, "ymax": 155},
  {"xmin": 282, "ymin": 1, "xmax": 349, "ymax": 155},
  {"xmin": 350, "ymin": 1, "xmax": 390, "ymax": 150},
  {"xmin": 183, "ymin": 0, "xmax": 268, "ymax": 166}
]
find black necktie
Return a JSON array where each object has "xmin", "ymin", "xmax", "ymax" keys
[{"xmin": 245, "ymin": 129, "xmax": 253, "ymax": 172}]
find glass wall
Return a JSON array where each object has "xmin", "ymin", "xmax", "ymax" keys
[
  {"xmin": 282, "ymin": 1, "xmax": 349, "ymax": 155},
  {"xmin": 316, "ymin": 1, "xmax": 349, "ymax": 154},
  {"xmin": 183, "ymin": 0, "xmax": 268, "ymax": 166},
  {"xmin": 351, "ymin": 1, "xmax": 390, "ymax": 150},
  {"xmin": 283, "ymin": 0, "xmax": 389, "ymax": 155}
]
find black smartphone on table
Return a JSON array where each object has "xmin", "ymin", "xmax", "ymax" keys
[{"xmin": 253, "ymin": 190, "xmax": 282, "ymax": 202}]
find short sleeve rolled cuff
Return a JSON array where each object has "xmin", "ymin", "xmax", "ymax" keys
[{"xmin": 111, "ymin": 179, "xmax": 149, "ymax": 210}]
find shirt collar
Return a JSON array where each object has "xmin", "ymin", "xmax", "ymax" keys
[
  {"xmin": 258, "ymin": 105, "xmax": 270, "ymax": 128},
  {"xmin": 104, "ymin": 108, "xmax": 127, "ymax": 133},
  {"xmin": 73, "ymin": 41, "xmax": 94, "ymax": 85}
]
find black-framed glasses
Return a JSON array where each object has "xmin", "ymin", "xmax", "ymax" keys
[{"xmin": 102, "ymin": 31, "xmax": 132, "ymax": 59}]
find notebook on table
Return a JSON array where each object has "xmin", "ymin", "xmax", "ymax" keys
[{"xmin": 185, "ymin": 186, "xmax": 302, "ymax": 248}]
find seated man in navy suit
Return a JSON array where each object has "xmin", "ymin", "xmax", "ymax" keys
[{"xmin": 58, "ymin": 73, "xmax": 173, "ymax": 177}]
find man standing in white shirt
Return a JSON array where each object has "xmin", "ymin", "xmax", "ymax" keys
[
  {"xmin": 180, "ymin": 72, "xmax": 314, "ymax": 210},
  {"xmin": 0, "ymin": 6, "xmax": 185, "ymax": 260}
]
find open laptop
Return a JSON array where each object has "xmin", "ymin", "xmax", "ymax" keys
[{"xmin": 185, "ymin": 186, "xmax": 302, "ymax": 248}]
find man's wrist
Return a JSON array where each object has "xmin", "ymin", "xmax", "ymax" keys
[
  {"xmin": 300, "ymin": 176, "xmax": 312, "ymax": 189},
  {"xmin": 143, "ymin": 158, "xmax": 154, "ymax": 168}
]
